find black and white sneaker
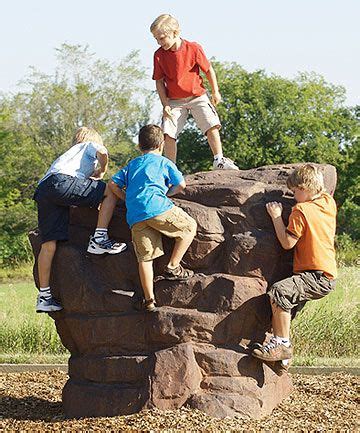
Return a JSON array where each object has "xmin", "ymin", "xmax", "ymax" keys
[
  {"xmin": 36, "ymin": 295, "xmax": 63, "ymax": 313},
  {"xmin": 213, "ymin": 156, "xmax": 239, "ymax": 170},
  {"xmin": 87, "ymin": 236, "xmax": 127, "ymax": 255}
]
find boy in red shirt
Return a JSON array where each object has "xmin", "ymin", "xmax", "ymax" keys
[
  {"xmin": 252, "ymin": 164, "xmax": 337, "ymax": 368},
  {"xmin": 150, "ymin": 14, "xmax": 238, "ymax": 170}
]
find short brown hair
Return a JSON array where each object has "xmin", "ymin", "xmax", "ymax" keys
[
  {"xmin": 287, "ymin": 164, "xmax": 324, "ymax": 194},
  {"xmin": 138, "ymin": 125, "xmax": 164, "ymax": 151},
  {"xmin": 72, "ymin": 126, "xmax": 103, "ymax": 146}
]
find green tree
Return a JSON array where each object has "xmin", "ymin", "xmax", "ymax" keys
[
  {"xmin": 176, "ymin": 62, "xmax": 359, "ymax": 239},
  {"xmin": 0, "ymin": 44, "xmax": 153, "ymax": 266}
]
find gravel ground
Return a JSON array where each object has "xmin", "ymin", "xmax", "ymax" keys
[{"xmin": 0, "ymin": 370, "xmax": 358, "ymax": 431}]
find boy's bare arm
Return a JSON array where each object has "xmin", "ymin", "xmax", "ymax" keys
[
  {"xmin": 205, "ymin": 65, "xmax": 222, "ymax": 106},
  {"xmin": 92, "ymin": 150, "xmax": 108, "ymax": 179},
  {"xmin": 266, "ymin": 202, "xmax": 298, "ymax": 250},
  {"xmin": 109, "ymin": 180, "xmax": 126, "ymax": 201},
  {"xmin": 156, "ymin": 79, "xmax": 172, "ymax": 119},
  {"xmin": 167, "ymin": 180, "xmax": 186, "ymax": 197}
]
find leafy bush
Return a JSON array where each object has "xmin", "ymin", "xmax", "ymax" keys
[
  {"xmin": 336, "ymin": 233, "xmax": 360, "ymax": 266},
  {"xmin": 0, "ymin": 201, "xmax": 36, "ymax": 267}
]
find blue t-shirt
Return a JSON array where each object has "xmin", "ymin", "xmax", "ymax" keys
[
  {"xmin": 112, "ymin": 153, "xmax": 184, "ymax": 227},
  {"xmin": 39, "ymin": 141, "xmax": 107, "ymax": 183}
]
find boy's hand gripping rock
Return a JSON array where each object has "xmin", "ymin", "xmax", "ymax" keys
[{"xmin": 266, "ymin": 201, "xmax": 283, "ymax": 219}]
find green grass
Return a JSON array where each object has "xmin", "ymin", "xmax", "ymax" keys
[
  {"xmin": 0, "ymin": 267, "xmax": 358, "ymax": 365},
  {"xmin": 291, "ymin": 266, "xmax": 359, "ymax": 366},
  {"xmin": 0, "ymin": 281, "xmax": 68, "ymax": 362},
  {"xmin": 0, "ymin": 261, "xmax": 33, "ymax": 283}
]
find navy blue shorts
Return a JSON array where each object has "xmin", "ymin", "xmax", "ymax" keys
[{"xmin": 34, "ymin": 174, "xmax": 106, "ymax": 243}]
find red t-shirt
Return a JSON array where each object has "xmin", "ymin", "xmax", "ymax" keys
[{"xmin": 152, "ymin": 39, "xmax": 210, "ymax": 99}]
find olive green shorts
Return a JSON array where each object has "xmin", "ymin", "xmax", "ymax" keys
[
  {"xmin": 131, "ymin": 206, "xmax": 197, "ymax": 262},
  {"xmin": 268, "ymin": 271, "xmax": 336, "ymax": 313}
]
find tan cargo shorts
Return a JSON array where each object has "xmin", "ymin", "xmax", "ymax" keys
[
  {"xmin": 131, "ymin": 206, "xmax": 197, "ymax": 262},
  {"xmin": 162, "ymin": 93, "xmax": 221, "ymax": 139},
  {"xmin": 268, "ymin": 271, "xmax": 336, "ymax": 314}
]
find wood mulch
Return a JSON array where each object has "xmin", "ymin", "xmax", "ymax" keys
[{"xmin": 0, "ymin": 370, "xmax": 358, "ymax": 431}]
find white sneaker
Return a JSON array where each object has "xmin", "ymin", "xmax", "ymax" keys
[
  {"xmin": 87, "ymin": 236, "xmax": 127, "ymax": 255},
  {"xmin": 213, "ymin": 156, "xmax": 239, "ymax": 170},
  {"xmin": 36, "ymin": 295, "xmax": 63, "ymax": 313}
]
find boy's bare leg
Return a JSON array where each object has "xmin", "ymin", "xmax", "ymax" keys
[
  {"xmin": 138, "ymin": 260, "xmax": 155, "ymax": 301},
  {"xmin": 252, "ymin": 298, "xmax": 292, "ymax": 363},
  {"xmin": 270, "ymin": 300, "xmax": 291, "ymax": 339},
  {"xmin": 206, "ymin": 126, "xmax": 222, "ymax": 156},
  {"xmin": 38, "ymin": 240, "xmax": 57, "ymax": 288},
  {"xmin": 167, "ymin": 233, "xmax": 196, "ymax": 269},
  {"xmin": 164, "ymin": 134, "xmax": 177, "ymax": 162},
  {"xmin": 207, "ymin": 127, "xmax": 239, "ymax": 170},
  {"xmin": 97, "ymin": 184, "xmax": 118, "ymax": 228}
]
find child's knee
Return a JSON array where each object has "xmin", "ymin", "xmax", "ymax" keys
[
  {"xmin": 187, "ymin": 217, "xmax": 197, "ymax": 237},
  {"xmin": 184, "ymin": 215, "xmax": 197, "ymax": 239},
  {"xmin": 205, "ymin": 125, "xmax": 220, "ymax": 138},
  {"xmin": 41, "ymin": 240, "xmax": 57, "ymax": 255},
  {"xmin": 103, "ymin": 184, "xmax": 117, "ymax": 201},
  {"xmin": 268, "ymin": 280, "xmax": 293, "ymax": 313}
]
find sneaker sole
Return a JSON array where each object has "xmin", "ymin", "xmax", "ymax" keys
[
  {"xmin": 87, "ymin": 245, "xmax": 127, "ymax": 255},
  {"xmin": 163, "ymin": 274, "xmax": 194, "ymax": 282},
  {"xmin": 252, "ymin": 349, "xmax": 292, "ymax": 362},
  {"xmin": 36, "ymin": 306, "xmax": 63, "ymax": 313}
]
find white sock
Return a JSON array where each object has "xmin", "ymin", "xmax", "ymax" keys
[
  {"xmin": 274, "ymin": 335, "xmax": 291, "ymax": 347},
  {"xmin": 213, "ymin": 153, "xmax": 223, "ymax": 160},
  {"xmin": 94, "ymin": 228, "xmax": 108, "ymax": 241},
  {"xmin": 39, "ymin": 287, "xmax": 51, "ymax": 299}
]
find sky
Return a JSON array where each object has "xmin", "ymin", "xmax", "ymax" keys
[{"xmin": 1, "ymin": 0, "xmax": 359, "ymax": 120}]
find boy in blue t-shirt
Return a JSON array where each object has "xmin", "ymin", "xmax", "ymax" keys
[{"xmin": 110, "ymin": 124, "xmax": 197, "ymax": 311}]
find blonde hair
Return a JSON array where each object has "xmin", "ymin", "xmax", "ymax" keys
[
  {"xmin": 150, "ymin": 14, "xmax": 180, "ymax": 35},
  {"xmin": 72, "ymin": 127, "xmax": 103, "ymax": 146},
  {"xmin": 287, "ymin": 164, "xmax": 324, "ymax": 194}
]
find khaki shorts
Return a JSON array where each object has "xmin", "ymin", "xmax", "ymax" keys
[
  {"xmin": 131, "ymin": 206, "xmax": 197, "ymax": 262},
  {"xmin": 268, "ymin": 271, "xmax": 336, "ymax": 315},
  {"xmin": 162, "ymin": 94, "xmax": 221, "ymax": 139}
]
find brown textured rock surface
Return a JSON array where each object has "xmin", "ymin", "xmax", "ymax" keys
[{"xmin": 29, "ymin": 163, "xmax": 336, "ymax": 419}]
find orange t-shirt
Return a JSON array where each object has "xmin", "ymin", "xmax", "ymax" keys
[
  {"xmin": 286, "ymin": 192, "xmax": 337, "ymax": 279},
  {"xmin": 152, "ymin": 39, "xmax": 210, "ymax": 99}
]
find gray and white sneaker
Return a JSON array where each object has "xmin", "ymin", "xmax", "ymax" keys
[
  {"xmin": 87, "ymin": 236, "xmax": 127, "ymax": 255},
  {"xmin": 213, "ymin": 156, "xmax": 239, "ymax": 170},
  {"xmin": 36, "ymin": 295, "xmax": 63, "ymax": 313}
]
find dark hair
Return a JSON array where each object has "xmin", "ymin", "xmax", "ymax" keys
[{"xmin": 138, "ymin": 124, "xmax": 164, "ymax": 151}]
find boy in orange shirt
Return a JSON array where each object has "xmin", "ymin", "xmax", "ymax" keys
[
  {"xmin": 253, "ymin": 164, "xmax": 337, "ymax": 364},
  {"xmin": 150, "ymin": 14, "xmax": 238, "ymax": 170}
]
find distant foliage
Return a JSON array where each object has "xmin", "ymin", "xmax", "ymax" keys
[
  {"xmin": 0, "ymin": 52, "xmax": 359, "ymax": 266},
  {"xmin": 0, "ymin": 44, "xmax": 152, "ymax": 266},
  {"xmin": 177, "ymin": 62, "xmax": 359, "ymax": 240}
]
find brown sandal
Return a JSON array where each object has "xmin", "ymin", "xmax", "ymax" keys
[
  {"xmin": 163, "ymin": 264, "xmax": 194, "ymax": 281},
  {"xmin": 133, "ymin": 297, "xmax": 156, "ymax": 312}
]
